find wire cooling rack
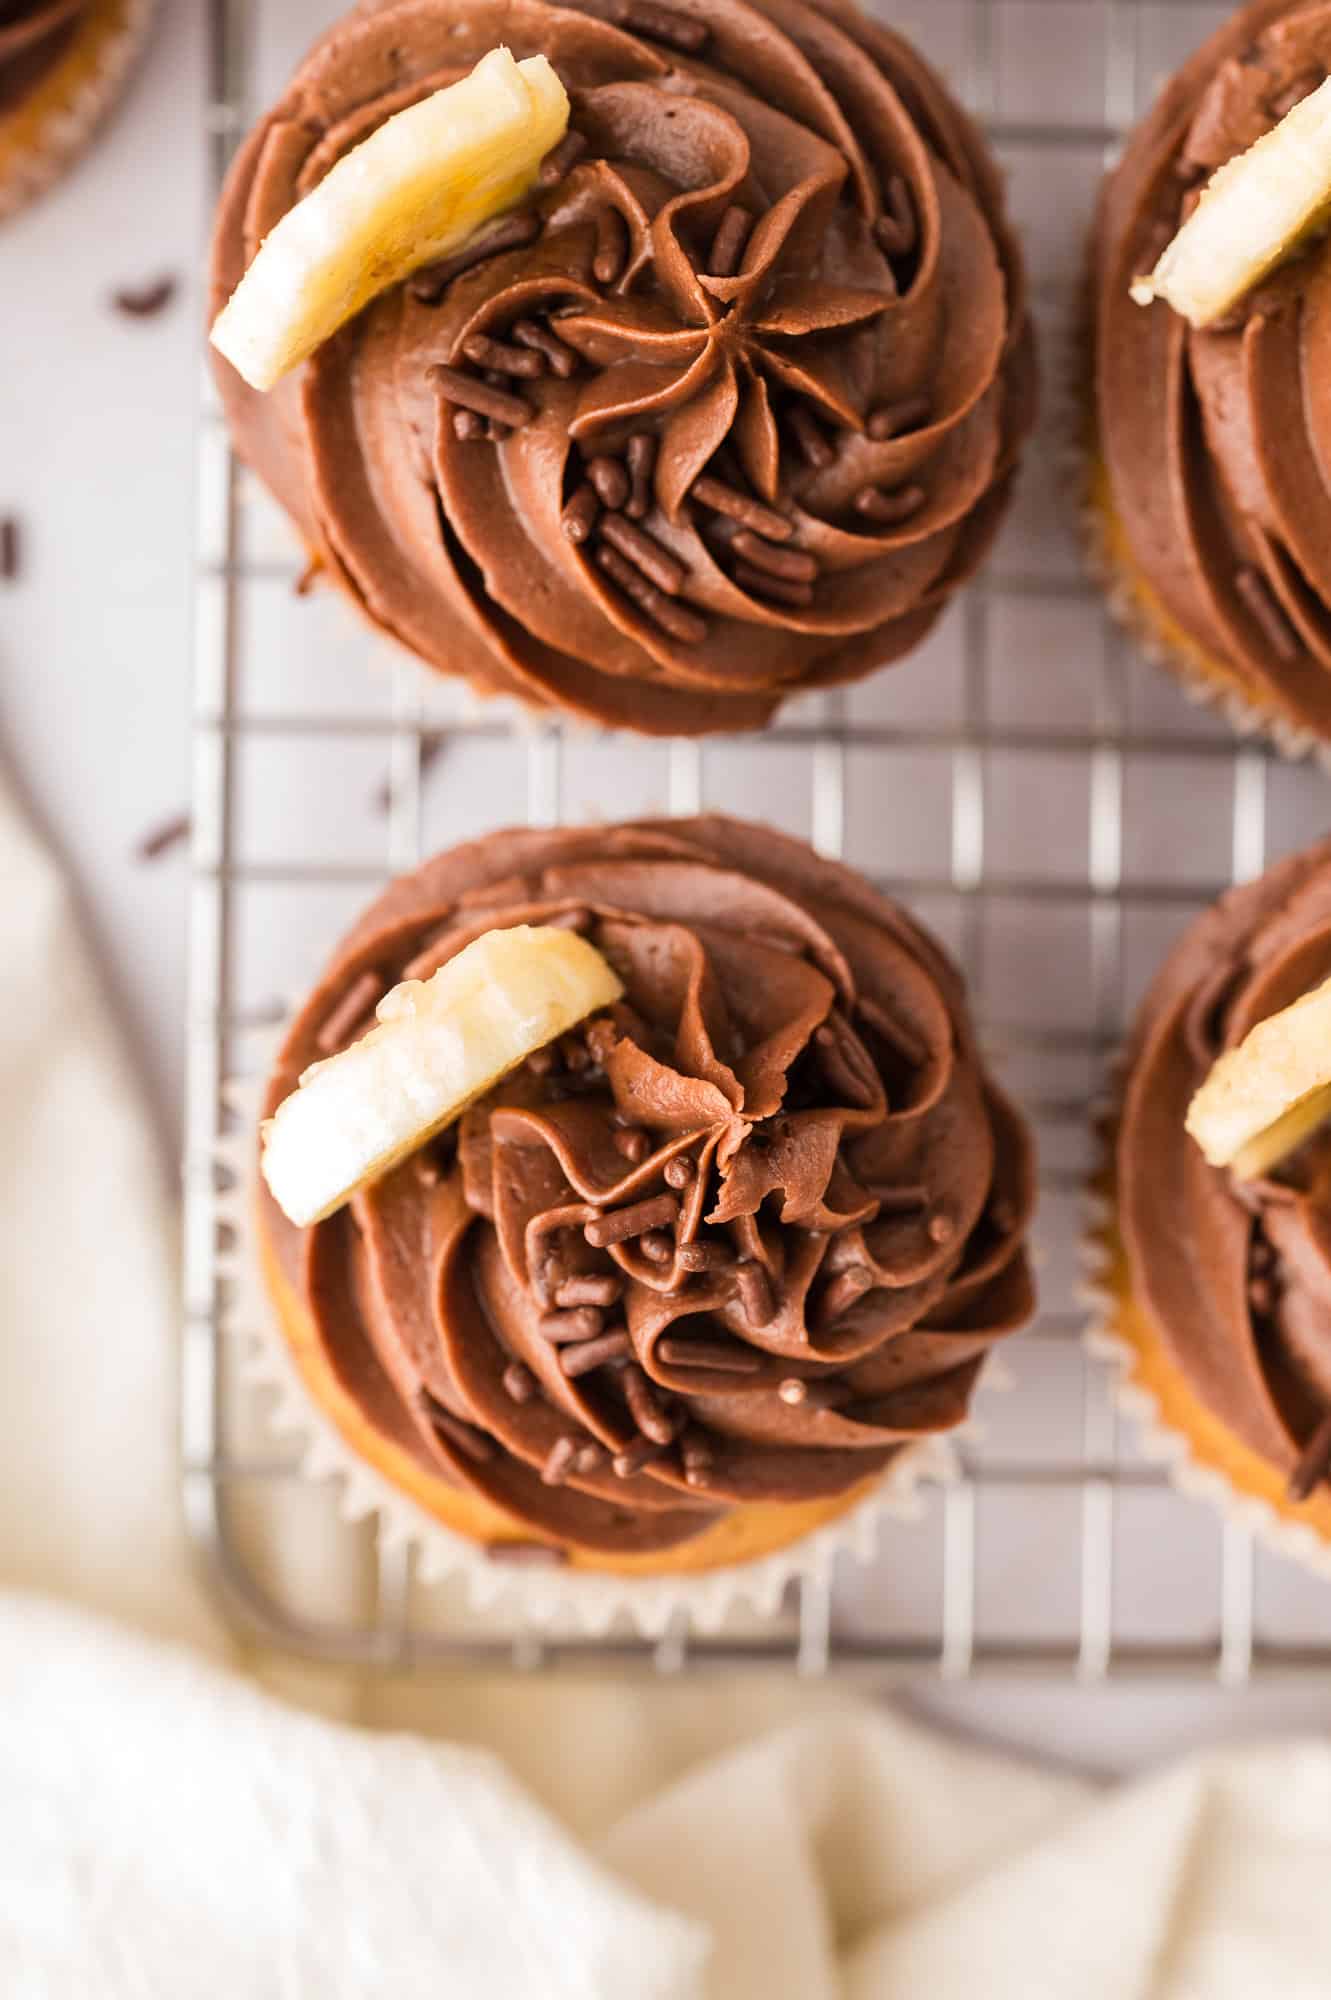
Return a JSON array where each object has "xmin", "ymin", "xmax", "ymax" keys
[{"xmin": 185, "ymin": 0, "xmax": 1331, "ymax": 1678}]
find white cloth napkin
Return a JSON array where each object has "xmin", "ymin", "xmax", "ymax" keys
[{"xmin": 4, "ymin": 769, "xmax": 1331, "ymax": 1999}]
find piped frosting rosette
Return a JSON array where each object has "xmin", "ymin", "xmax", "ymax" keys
[
  {"xmin": 211, "ymin": 0, "xmax": 1034, "ymax": 735},
  {"xmin": 253, "ymin": 817, "xmax": 1036, "ymax": 1606}
]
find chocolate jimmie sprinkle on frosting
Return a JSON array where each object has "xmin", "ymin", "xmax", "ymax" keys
[
  {"xmin": 260, "ymin": 817, "xmax": 1035, "ymax": 1559},
  {"xmin": 212, "ymin": 0, "xmax": 1033, "ymax": 737}
]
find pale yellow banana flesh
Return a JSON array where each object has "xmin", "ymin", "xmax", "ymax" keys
[
  {"xmin": 261, "ymin": 925, "xmax": 623, "ymax": 1228},
  {"xmin": 1185, "ymin": 974, "xmax": 1331, "ymax": 1177},
  {"xmin": 1131, "ymin": 75, "xmax": 1331, "ymax": 328},
  {"xmin": 211, "ymin": 47, "xmax": 568, "ymax": 392}
]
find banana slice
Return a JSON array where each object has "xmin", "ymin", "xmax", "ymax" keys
[
  {"xmin": 211, "ymin": 47, "xmax": 568, "ymax": 392},
  {"xmin": 262, "ymin": 925, "xmax": 622, "ymax": 1227},
  {"xmin": 1185, "ymin": 975, "xmax": 1331, "ymax": 1178},
  {"xmin": 1131, "ymin": 76, "xmax": 1331, "ymax": 328}
]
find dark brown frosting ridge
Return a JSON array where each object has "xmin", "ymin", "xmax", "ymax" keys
[
  {"xmin": 261, "ymin": 816, "xmax": 1035, "ymax": 1554},
  {"xmin": 1119, "ymin": 835, "xmax": 1331, "ymax": 1484},
  {"xmin": 212, "ymin": 0, "xmax": 1033, "ymax": 736},
  {"xmin": 1094, "ymin": 0, "xmax": 1331, "ymax": 740}
]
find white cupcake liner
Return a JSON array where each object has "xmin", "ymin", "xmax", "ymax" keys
[
  {"xmin": 0, "ymin": 0, "xmax": 156, "ymax": 223},
  {"xmin": 213, "ymin": 1060, "xmax": 962, "ymax": 1639},
  {"xmin": 1080, "ymin": 1100, "xmax": 1331, "ymax": 1583}
]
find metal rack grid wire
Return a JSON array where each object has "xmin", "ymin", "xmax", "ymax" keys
[{"xmin": 184, "ymin": 0, "xmax": 1331, "ymax": 1679}]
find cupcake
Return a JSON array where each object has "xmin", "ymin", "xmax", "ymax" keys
[
  {"xmin": 0, "ymin": 0, "xmax": 153, "ymax": 222},
  {"xmin": 1090, "ymin": 0, "xmax": 1331, "ymax": 754},
  {"xmin": 209, "ymin": 0, "xmax": 1034, "ymax": 737},
  {"xmin": 256, "ymin": 816, "xmax": 1036, "ymax": 1580},
  {"xmin": 1099, "ymin": 833, "xmax": 1331, "ymax": 1562}
]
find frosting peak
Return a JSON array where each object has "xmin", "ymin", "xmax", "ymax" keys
[
  {"xmin": 261, "ymin": 817, "xmax": 1036, "ymax": 1556},
  {"xmin": 212, "ymin": 0, "xmax": 1034, "ymax": 735}
]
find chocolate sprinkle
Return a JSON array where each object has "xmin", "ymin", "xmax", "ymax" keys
[
  {"xmin": 676, "ymin": 1239, "xmax": 732, "ymax": 1272},
  {"xmin": 112, "ymin": 275, "xmax": 177, "ymax": 318},
  {"xmin": 585, "ymin": 1192, "xmax": 678, "ymax": 1248},
  {"xmin": 595, "ymin": 543, "xmax": 708, "ymax": 644},
  {"xmin": 625, "ymin": 433, "xmax": 657, "ymax": 518},
  {"xmin": 408, "ymin": 212, "xmax": 541, "ymax": 300},
  {"xmin": 538, "ymin": 1306, "xmax": 606, "ymax": 1343},
  {"xmin": 735, "ymin": 1259, "xmax": 777, "ymax": 1326},
  {"xmin": 427, "ymin": 364, "xmax": 530, "ymax": 429},
  {"xmin": 708, "ymin": 204, "xmax": 753, "ymax": 277},
  {"xmin": 559, "ymin": 1328, "xmax": 632, "ymax": 1377},
  {"xmin": 512, "ymin": 318, "xmax": 578, "ymax": 378},
  {"xmin": 542, "ymin": 1436, "xmax": 580, "ymax": 1485},
  {"xmin": 599, "ymin": 512, "xmax": 686, "ymax": 595},
  {"xmin": 502, "ymin": 1361, "xmax": 538, "ymax": 1403},
  {"xmin": 134, "ymin": 810, "xmax": 191, "ymax": 863},
  {"xmin": 554, "ymin": 1273, "xmax": 624, "ymax": 1308},
  {"xmin": 734, "ymin": 561, "xmax": 814, "ymax": 608},
  {"xmin": 871, "ymin": 1182, "xmax": 930, "ymax": 1214},
  {"xmin": 593, "ymin": 205, "xmax": 628, "ymax": 286},
  {"xmin": 588, "ymin": 455, "xmax": 631, "ymax": 510},
  {"xmin": 613, "ymin": 1436, "xmax": 669, "ymax": 1477},
  {"xmin": 731, "ymin": 531, "xmax": 817, "ymax": 583},
  {"xmin": 372, "ymin": 728, "xmax": 447, "ymax": 815},
  {"xmin": 538, "ymin": 128, "xmax": 589, "ymax": 185},
  {"xmin": 315, "ymin": 969, "xmax": 383, "ymax": 1053},
  {"xmin": 613, "ymin": 1126, "xmax": 650, "ymax": 1163},
  {"xmin": 691, "ymin": 474, "xmax": 793, "ymax": 541},
  {"xmin": 484, "ymin": 1539, "xmax": 568, "ymax": 1566},
  {"xmin": 639, "ymin": 1229, "xmax": 674, "ymax": 1264},
  {"xmin": 657, "ymin": 1335, "xmax": 763, "ymax": 1373},
  {"xmin": 623, "ymin": 1364, "xmax": 676, "ymax": 1444},
  {"xmin": 1289, "ymin": 1413, "xmax": 1331, "ymax": 1503},
  {"xmin": 789, "ymin": 405, "xmax": 835, "ymax": 469},
  {"xmin": 779, "ymin": 1377, "xmax": 850, "ymax": 1411},
  {"xmin": 854, "ymin": 483, "xmax": 926, "ymax": 525},
  {"xmin": 461, "ymin": 333, "xmax": 545, "ymax": 379},
  {"xmin": 664, "ymin": 1156, "xmax": 695, "ymax": 1190},
  {"xmin": 874, "ymin": 175, "xmax": 917, "ymax": 258},
  {"xmin": 561, "ymin": 483, "xmax": 600, "ymax": 544},
  {"xmin": 1, "ymin": 516, "xmax": 21, "ymax": 581},
  {"xmin": 866, "ymin": 394, "xmax": 931, "ymax": 441},
  {"xmin": 1235, "ymin": 565, "xmax": 1298, "ymax": 660}
]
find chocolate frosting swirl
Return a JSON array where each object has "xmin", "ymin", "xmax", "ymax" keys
[
  {"xmin": 1119, "ymin": 835, "xmax": 1331, "ymax": 1486},
  {"xmin": 212, "ymin": 0, "xmax": 1034, "ymax": 737},
  {"xmin": 261, "ymin": 816, "xmax": 1035, "ymax": 1556},
  {"xmin": 0, "ymin": 0, "xmax": 84, "ymax": 114},
  {"xmin": 1094, "ymin": 0, "xmax": 1331, "ymax": 741}
]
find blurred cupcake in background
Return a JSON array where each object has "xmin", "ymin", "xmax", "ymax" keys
[
  {"xmin": 1093, "ymin": 832, "xmax": 1331, "ymax": 1571},
  {"xmin": 0, "ymin": 1, "xmax": 154, "ymax": 221},
  {"xmin": 1089, "ymin": 0, "xmax": 1331, "ymax": 756}
]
